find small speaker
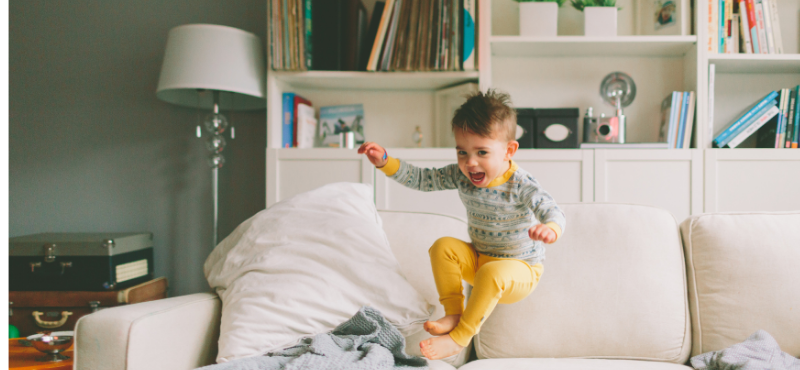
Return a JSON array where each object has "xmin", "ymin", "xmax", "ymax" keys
[{"xmin": 534, "ymin": 108, "xmax": 579, "ymax": 149}]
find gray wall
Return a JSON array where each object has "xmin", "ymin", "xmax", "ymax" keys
[{"xmin": 9, "ymin": 1, "xmax": 267, "ymax": 296}]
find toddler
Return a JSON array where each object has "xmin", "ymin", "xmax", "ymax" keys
[{"xmin": 358, "ymin": 90, "xmax": 566, "ymax": 360}]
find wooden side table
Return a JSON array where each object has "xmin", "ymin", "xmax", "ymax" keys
[{"xmin": 9, "ymin": 338, "xmax": 73, "ymax": 370}]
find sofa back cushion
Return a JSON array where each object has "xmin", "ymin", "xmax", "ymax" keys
[
  {"xmin": 680, "ymin": 211, "xmax": 800, "ymax": 357},
  {"xmin": 475, "ymin": 203, "xmax": 691, "ymax": 363}
]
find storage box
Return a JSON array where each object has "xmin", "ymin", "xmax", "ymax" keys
[
  {"xmin": 9, "ymin": 233, "xmax": 154, "ymax": 291},
  {"xmin": 534, "ymin": 108, "xmax": 579, "ymax": 149},
  {"xmin": 9, "ymin": 277, "xmax": 168, "ymax": 337}
]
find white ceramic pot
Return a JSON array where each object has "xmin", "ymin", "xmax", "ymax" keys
[
  {"xmin": 584, "ymin": 6, "xmax": 617, "ymax": 37},
  {"xmin": 519, "ymin": 2, "xmax": 558, "ymax": 37}
]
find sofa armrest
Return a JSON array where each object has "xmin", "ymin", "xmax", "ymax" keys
[{"xmin": 74, "ymin": 292, "xmax": 221, "ymax": 370}]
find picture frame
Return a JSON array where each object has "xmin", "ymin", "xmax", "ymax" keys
[{"xmin": 636, "ymin": 0, "xmax": 691, "ymax": 36}]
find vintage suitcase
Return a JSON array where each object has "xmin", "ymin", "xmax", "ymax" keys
[
  {"xmin": 9, "ymin": 277, "xmax": 168, "ymax": 337},
  {"xmin": 10, "ymin": 232, "xmax": 154, "ymax": 291}
]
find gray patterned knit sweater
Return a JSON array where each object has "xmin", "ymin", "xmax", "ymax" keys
[{"xmin": 381, "ymin": 158, "xmax": 566, "ymax": 265}]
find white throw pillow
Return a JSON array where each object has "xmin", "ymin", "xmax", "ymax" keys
[{"xmin": 204, "ymin": 182, "xmax": 434, "ymax": 363}]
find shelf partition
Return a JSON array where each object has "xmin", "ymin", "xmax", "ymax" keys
[
  {"xmin": 273, "ymin": 71, "xmax": 480, "ymax": 91},
  {"xmin": 708, "ymin": 54, "xmax": 800, "ymax": 74},
  {"xmin": 491, "ymin": 36, "xmax": 698, "ymax": 58}
]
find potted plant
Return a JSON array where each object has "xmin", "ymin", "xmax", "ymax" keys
[
  {"xmin": 571, "ymin": 0, "xmax": 618, "ymax": 37},
  {"xmin": 514, "ymin": 0, "xmax": 567, "ymax": 37}
]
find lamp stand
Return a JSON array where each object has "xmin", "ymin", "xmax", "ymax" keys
[{"xmin": 199, "ymin": 90, "xmax": 233, "ymax": 247}]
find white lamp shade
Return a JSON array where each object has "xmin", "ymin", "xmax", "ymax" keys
[{"xmin": 156, "ymin": 24, "xmax": 266, "ymax": 110}]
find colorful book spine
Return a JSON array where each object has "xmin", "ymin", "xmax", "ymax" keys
[
  {"xmin": 304, "ymin": 0, "xmax": 312, "ymax": 69},
  {"xmin": 745, "ymin": 0, "xmax": 760, "ymax": 53},
  {"xmin": 683, "ymin": 92, "xmax": 696, "ymax": 149},
  {"xmin": 726, "ymin": 105, "xmax": 781, "ymax": 148},
  {"xmin": 724, "ymin": 0, "xmax": 733, "ymax": 53},
  {"xmin": 793, "ymin": 85, "xmax": 800, "ymax": 148},
  {"xmin": 713, "ymin": 90, "xmax": 779, "ymax": 147},
  {"xmin": 677, "ymin": 92, "xmax": 690, "ymax": 148},
  {"xmin": 282, "ymin": 92, "xmax": 295, "ymax": 148},
  {"xmin": 738, "ymin": 1, "xmax": 752, "ymax": 53},
  {"xmin": 719, "ymin": 0, "xmax": 726, "ymax": 53},
  {"xmin": 723, "ymin": 100, "xmax": 777, "ymax": 146},
  {"xmin": 786, "ymin": 88, "xmax": 796, "ymax": 148},
  {"xmin": 462, "ymin": 0, "xmax": 476, "ymax": 71},
  {"xmin": 708, "ymin": 0, "xmax": 718, "ymax": 53},
  {"xmin": 779, "ymin": 88, "xmax": 790, "ymax": 148}
]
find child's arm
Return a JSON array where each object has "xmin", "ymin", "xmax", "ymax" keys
[
  {"xmin": 358, "ymin": 142, "xmax": 460, "ymax": 192},
  {"xmin": 521, "ymin": 178, "xmax": 566, "ymax": 244}
]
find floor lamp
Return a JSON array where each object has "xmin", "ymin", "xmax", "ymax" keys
[{"xmin": 156, "ymin": 24, "xmax": 266, "ymax": 247}]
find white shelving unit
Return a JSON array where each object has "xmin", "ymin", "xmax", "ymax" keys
[{"xmin": 265, "ymin": 0, "xmax": 800, "ymax": 217}]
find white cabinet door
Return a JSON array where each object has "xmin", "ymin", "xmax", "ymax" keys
[
  {"xmin": 705, "ymin": 149, "xmax": 800, "ymax": 213},
  {"xmin": 514, "ymin": 149, "xmax": 594, "ymax": 204},
  {"xmin": 266, "ymin": 149, "xmax": 374, "ymax": 207},
  {"xmin": 595, "ymin": 149, "xmax": 703, "ymax": 223},
  {"xmin": 375, "ymin": 149, "xmax": 592, "ymax": 219}
]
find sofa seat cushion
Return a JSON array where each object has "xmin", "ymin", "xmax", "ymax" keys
[
  {"xmin": 680, "ymin": 211, "xmax": 800, "ymax": 357},
  {"xmin": 459, "ymin": 358, "xmax": 692, "ymax": 370},
  {"xmin": 475, "ymin": 204, "xmax": 691, "ymax": 363}
]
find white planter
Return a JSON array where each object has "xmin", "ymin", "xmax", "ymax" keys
[
  {"xmin": 584, "ymin": 6, "xmax": 617, "ymax": 37},
  {"xmin": 519, "ymin": 2, "xmax": 558, "ymax": 37}
]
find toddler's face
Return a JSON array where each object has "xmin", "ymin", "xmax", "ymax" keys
[{"xmin": 454, "ymin": 128, "xmax": 518, "ymax": 188}]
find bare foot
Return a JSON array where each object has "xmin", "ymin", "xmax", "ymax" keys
[
  {"xmin": 423, "ymin": 314, "xmax": 460, "ymax": 335},
  {"xmin": 419, "ymin": 334, "xmax": 464, "ymax": 360}
]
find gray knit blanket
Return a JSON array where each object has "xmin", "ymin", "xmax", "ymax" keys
[
  {"xmin": 691, "ymin": 330, "xmax": 800, "ymax": 370},
  {"xmin": 197, "ymin": 306, "xmax": 428, "ymax": 370}
]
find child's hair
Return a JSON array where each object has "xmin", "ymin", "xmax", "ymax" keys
[{"xmin": 451, "ymin": 89, "xmax": 517, "ymax": 141}]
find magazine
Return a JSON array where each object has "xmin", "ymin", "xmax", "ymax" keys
[{"xmin": 318, "ymin": 104, "xmax": 365, "ymax": 148}]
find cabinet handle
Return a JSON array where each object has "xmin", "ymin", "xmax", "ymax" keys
[{"xmin": 32, "ymin": 311, "xmax": 72, "ymax": 329}]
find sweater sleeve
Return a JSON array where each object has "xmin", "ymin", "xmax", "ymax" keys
[
  {"xmin": 379, "ymin": 157, "xmax": 460, "ymax": 192},
  {"xmin": 521, "ymin": 177, "xmax": 566, "ymax": 242}
]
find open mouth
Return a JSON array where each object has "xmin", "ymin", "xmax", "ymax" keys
[{"xmin": 469, "ymin": 172, "xmax": 486, "ymax": 183}]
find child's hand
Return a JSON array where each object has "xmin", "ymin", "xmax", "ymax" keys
[
  {"xmin": 528, "ymin": 224, "xmax": 556, "ymax": 244},
  {"xmin": 358, "ymin": 142, "xmax": 388, "ymax": 168}
]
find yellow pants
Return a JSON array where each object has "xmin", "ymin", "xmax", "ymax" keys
[{"xmin": 429, "ymin": 237, "xmax": 543, "ymax": 347}]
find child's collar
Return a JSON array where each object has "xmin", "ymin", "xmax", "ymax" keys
[{"xmin": 485, "ymin": 160, "xmax": 518, "ymax": 188}]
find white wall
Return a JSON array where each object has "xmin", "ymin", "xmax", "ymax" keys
[{"xmin": 9, "ymin": 0, "xmax": 267, "ymax": 296}]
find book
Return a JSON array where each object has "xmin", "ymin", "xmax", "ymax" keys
[
  {"xmin": 677, "ymin": 91, "xmax": 690, "ymax": 148},
  {"xmin": 737, "ymin": 1, "xmax": 752, "ymax": 53},
  {"xmin": 380, "ymin": 0, "xmax": 403, "ymax": 71},
  {"xmin": 785, "ymin": 88, "xmax": 796, "ymax": 148},
  {"xmin": 712, "ymin": 90, "xmax": 779, "ymax": 147},
  {"xmin": 754, "ymin": 0, "xmax": 768, "ymax": 54},
  {"xmin": 682, "ymin": 91, "xmax": 696, "ymax": 149},
  {"xmin": 292, "ymin": 94, "xmax": 313, "ymax": 147},
  {"xmin": 708, "ymin": 64, "xmax": 716, "ymax": 146},
  {"xmin": 724, "ymin": 99, "xmax": 778, "ymax": 145},
  {"xmin": 312, "ymin": 0, "xmax": 343, "ymax": 70},
  {"xmin": 730, "ymin": 14, "xmax": 739, "ymax": 53},
  {"xmin": 282, "ymin": 92, "xmax": 296, "ymax": 148},
  {"xmin": 366, "ymin": 0, "xmax": 394, "ymax": 71},
  {"xmin": 725, "ymin": 105, "xmax": 781, "ymax": 148},
  {"xmin": 767, "ymin": 0, "xmax": 783, "ymax": 53},
  {"xmin": 669, "ymin": 91, "xmax": 684, "ymax": 148},
  {"xmin": 760, "ymin": 0, "xmax": 775, "ymax": 54},
  {"xmin": 744, "ymin": 0, "xmax": 760, "ymax": 53},
  {"xmin": 462, "ymin": 0, "xmax": 476, "ymax": 71},
  {"xmin": 708, "ymin": 0, "xmax": 718, "ymax": 53},
  {"xmin": 723, "ymin": 0, "xmax": 733, "ymax": 53},
  {"xmin": 296, "ymin": 103, "xmax": 317, "ymax": 148},
  {"xmin": 304, "ymin": 0, "xmax": 313, "ymax": 69},
  {"xmin": 658, "ymin": 94, "xmax": 673, "ymax": 143},
  {"xmin": 719, "ymin": 0, "xmax": 725, "ymax": 53},
  {"xmin": 793, "ymin": 85, "xmax": 800, "ymax": 148},
  {"xmin": 777, "ymin": 88, "xmax": 789, "ymax": 148},
  {"xmin": 580, "ymin": 142, "xmax": 671, "ymax": 149},
  {"xmin": 318, "ymin": 104, "xmax": 366, "ymax": 147}
]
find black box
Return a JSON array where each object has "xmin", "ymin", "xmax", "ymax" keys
[
  {"xmin": 10, "ymin": 233, "xmax": 154, "ymax": 291},
  {"xmin": 534, "ymin": 108, "xmax": 579, "ymax": 149},
  {"xmin": 515, "ymin": 108, "xmax": 536, "ymax": 149}
]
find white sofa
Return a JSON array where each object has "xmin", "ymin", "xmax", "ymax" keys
[{"xmin": 73, "ymin": 205, "xmax": 800, "ymax": 370}]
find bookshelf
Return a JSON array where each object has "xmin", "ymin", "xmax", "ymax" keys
[{"xmin": 266, "ymin": 0, "xmax": 800, "ymax": 216}]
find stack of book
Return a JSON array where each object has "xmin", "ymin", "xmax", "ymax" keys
[
  {"xmin": 712, "ymin": 87, "xmax": 800, "ymax": 148},
  {"xmin": 705, "ymin": 0, "xmax": 784, "ymax": 54},
  {"xmin": 659, "ymin": 91, "xmax": 697, "ymax": 149},
  {"xmin": 366, "ymin": 0, "xmax": 476, "ymax": 71},
  {"xmin": 268, "ymin": 0, "xmax": 477, "ymax": 72}
]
